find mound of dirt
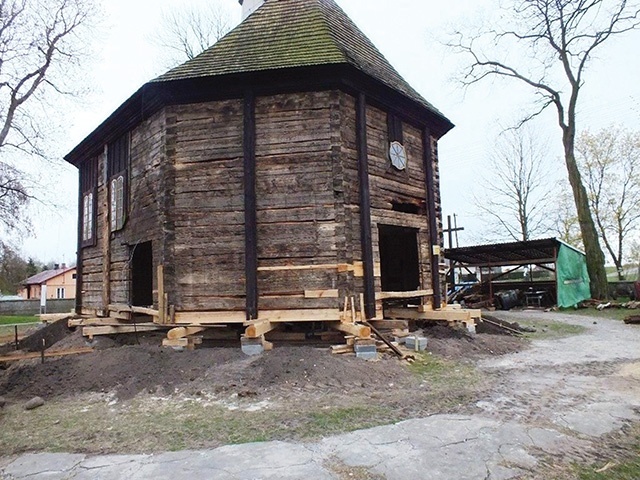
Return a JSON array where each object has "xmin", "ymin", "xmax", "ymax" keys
[{"xmin": 0, "ymin": 326, "xmax": 526, "ymax": 402}]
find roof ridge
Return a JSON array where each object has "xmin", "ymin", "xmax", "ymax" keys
[{"xmin": 148, "ymin": 0, "xmax": 445, "ymax": 118}]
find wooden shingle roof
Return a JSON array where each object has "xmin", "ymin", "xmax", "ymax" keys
[{"xmin": 152, "ymin": 0, "xmax": 444, "ymax": 116}]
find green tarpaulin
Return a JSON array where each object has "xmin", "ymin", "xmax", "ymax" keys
[{"xmin": 556, "ymin": 242, "xmax": 591, "ymax": 308}]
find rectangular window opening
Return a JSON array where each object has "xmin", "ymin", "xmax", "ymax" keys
[
  {"xmin": 108, "ymin": 133, "xmax": 129, "ymax": 232},
  {"xmin": 80, "ymin": 156, "xmax": 97, "ymax": 247}
]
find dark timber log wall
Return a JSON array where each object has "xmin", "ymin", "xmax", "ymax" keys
[
  {"xmin": 170, "ymin": 100, "xmax": 246, "ymax": 311},
  {"xmin": 255, "ymin": 91, "xmax": 340, "ymax": 311},
  {"xmin": 79, "ymin": 88, "xmax": 444, "ymax": 315},
  {"xmin": 339, "ymin": 91, "xmax": 437, "ymax": 315}
]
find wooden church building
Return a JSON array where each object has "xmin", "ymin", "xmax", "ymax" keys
[{"xmin": 66, "ymin": 0, "xmax": 465, "ymax": 339}]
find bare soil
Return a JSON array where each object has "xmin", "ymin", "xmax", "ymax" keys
[{"xmin": 0, "ymin": 325, "xmax": 525, "ymax": 403}]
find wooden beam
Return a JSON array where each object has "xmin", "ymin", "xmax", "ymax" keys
[
  {"xmin": 174, "ymin": 311, "xmax": 247, "ymax": 325},
  {"xmin": 69, "ymin": 317, "xmax": 137, "ymax": 327},
  {"xmin": 174, "ymin": 309, "xmax": 342, "ymax": 325},
  {"xmin": 423, "ymin": 127, "xmax": 442, "ymax": 309},
  {"xmin": 258, "ymin": 263, "xmax": 345, "ymax": 272},
  {"xmin": 108, "ymin": 304, "xmax": 159, "ymax": 317},
  {"xmin": 244, "ymin": 90, "xmax": 258, "ymax": 321},
  {"xmin": 263, "ymin": 309, "xmax": 341, "ymax": 322},
  {"xmin": 244, "ymin": 320, "xmax": 275, "ymax": 339},
  {"xmin": 356, "ymin": 92, "xmax": 376, "ymax": 320},
  {"xmin": 386, "ymin": 307, "xmax": 481, "ymax": 322},
  {"xmin": 167, "ymin": 326, "xmax": 206, "ymax": 340},
  {"xmin": 376, "ymin": 289, "xmax": 434, "ymax": 300},
  {"xmin": 82, "ymin": 324, "xmax": 164, "ymax": 336},
  {"xmin": 304, "ymin": 289, "xmax": 339, "ymax": 299},
  {"xmin": 329, "ymin": 321, "xmax": 371, "ymax": 338}
]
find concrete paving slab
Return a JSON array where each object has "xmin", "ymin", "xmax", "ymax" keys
[{"xmin": 2, "ymin": 453, "xmax": 85, "ymax": 479}]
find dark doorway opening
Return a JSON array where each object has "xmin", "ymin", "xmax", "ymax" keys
[
  {"xmin": 378, "ymin": 225, "xmax": 420, "ymax": 292},
  {"xmin": 131, "ymin": 241, "xmax": 153, "ymax": 307}
]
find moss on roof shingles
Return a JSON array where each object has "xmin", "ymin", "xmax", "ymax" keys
[{"xmin": 153, "ymin": 0, "xmax": 442, "ymax": 115}]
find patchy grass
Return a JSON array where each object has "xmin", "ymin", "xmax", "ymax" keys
[
  {"xmin": 575, "ymin": 459, "xmax": 640, "ymax": 480},
  {"xmin": 0, "ymin": 316, "xmax": 41, "ymax": 344},
  {"xmin": 408, "ymin": 352, "xmax": 478, "ymax": 390},
  {"xmin": 517, "ymin": 318, "xmax": 587, "ymax": 340},
  {"xmin": 562, "ymin": 307, "xmax": 633, "ymax": 322},
  {"xmin": 0, "ymin": 395, "xmax": 399, "ymax": 455},
  {"xmin": 572, "ymin": 425, "xmax": 640, "ymax": 480}
]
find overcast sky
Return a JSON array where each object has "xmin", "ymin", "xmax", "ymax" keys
[{"xmin": 18, "ymin": 0, "xmax": 640, "ymax": 263}]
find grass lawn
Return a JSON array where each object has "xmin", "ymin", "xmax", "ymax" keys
[{"xmin": 0, "ymin": 315, "xmax": 40, "ymax": 325}]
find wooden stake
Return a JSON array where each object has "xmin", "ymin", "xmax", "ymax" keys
[
  {"xmin": 157, "ymin": 265, "xmax": 165, "ymax": 324},
  {"xmin": 350, "ymin": 296, "xmax": 356, "ymax": 323},
  {"xmin": 343, "ymin": 297, "xmax": 349, "ymax": 321}
]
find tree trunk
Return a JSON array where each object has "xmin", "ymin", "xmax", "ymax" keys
[{"xmin": 563, "ymin": 142, "xmax": 609, "ymax": 299}]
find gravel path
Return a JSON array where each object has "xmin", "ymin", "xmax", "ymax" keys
[{"xmin": 2, "ymin": 311, "xmax": 639, "ymax": 479}]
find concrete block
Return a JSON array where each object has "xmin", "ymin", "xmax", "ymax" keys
[
  {"xmin": 405, "ymin": 336, "xmax": 428, "ymax": 351},
  {"xmin": 354, "ymin": 343, "xmax": 378, "ymax": 360},
  {"xmin": 240, "ymin": 337, "xmax": 264, "ymax": 356},
  {"xmin": 355, "ymin": 350, "xmax": 378, "ymax": 360}
]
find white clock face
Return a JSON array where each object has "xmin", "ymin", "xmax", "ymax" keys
[{"xmin": 389, "ymin": 141, "xmax": 407, "ymax": 170}]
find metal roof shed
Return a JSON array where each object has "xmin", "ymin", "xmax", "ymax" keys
[{"xmin": 445, "ymin": 238, "xmax": 591, "ymax": 308}]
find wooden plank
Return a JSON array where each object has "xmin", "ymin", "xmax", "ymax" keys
[
  {"xmin": 0, "ymin": 347, "xmax": 94, "ymax": 363},
  {"xmin": 261, "ymin": 309, "xmax": 342, "ymax": 323},
  {"xmin": 174, "ymin": 311, "xmax": 247, "ymax": 325},
  {"xmin": 376, "ymin": 289, "xmax": 434, "ymax": 300},
  {"xmin": 304, "ymin": 289, "xmax": 339, "ymax": 299},
  {"xmin": 244, "ymin": 320, "xmax": 275, "ymax": 339},
  {"xmin": 69, "ymin": 317, "xmax": 136, "ymax": 327},
  {"xmin": 352, "ymin": 261, "xmax": 381, "ymax": 278},
  {"xmin": 385, "ymin": 307, "xmax": 482, "ymax": 322},
  {"xmin": 257, "ymin": 263, "xmax": 344, "ymax": 272},
  {"xmin": 82, "ymin": 324, "xmax": 164, "ymax": 336},
  {"xmin": 331, "ymin": 345, "xmax": 354, "ymax": 354},
  {"xmin": 167, "ymin": 326, "xmax": 206, "ymax": 340},
  {"xmin": 162, "ymin": 337, "xmax": 203, "ymax": 348},
  {"xmin": 108, "ymin": 304, "xmax": 159, "ymax": 317}
]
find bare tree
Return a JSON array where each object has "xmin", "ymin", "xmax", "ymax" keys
[
  {"xmin": 449, "ymin": 0, "xmax": 640, "ymax": 299},
  {"xmin": 0, "ymin": 0, "xmax": 97, "ymax": 232},
  {"xmin": 552, "ymin": 184, "xmax": 583, "ymax": 249},
  {"xmin": 475, "ymin": 126, "xmax": 552, "ymax": 242},
  {"xmin": 152, "ymin": 2, "xmax": 233, "ymax": 69},
  {"xmin": 576, "ymin": 126, "xmax": 640, "ymax": 280}
]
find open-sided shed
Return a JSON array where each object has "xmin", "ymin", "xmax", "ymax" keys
[{"xmin": 445, "ymin": 238, "xmax": 591, "ymax": 308}]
